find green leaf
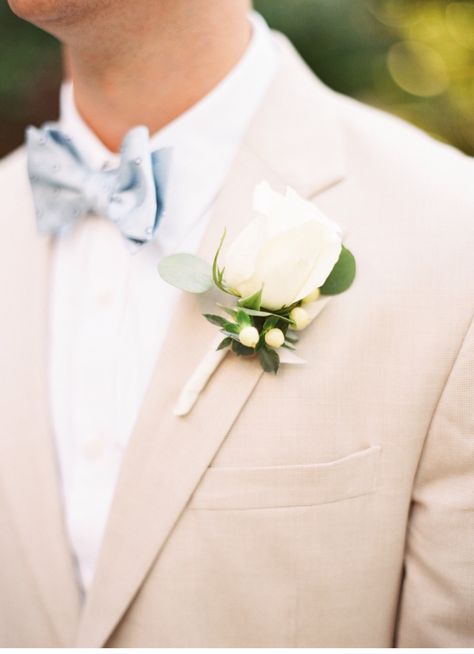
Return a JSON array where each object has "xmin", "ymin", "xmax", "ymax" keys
[
  {"xmin": 279, "ymin": 300, "xmax": 300, "ymax": 313},
  {"xmin": 236, "ymin": 309, "xmax": 252, "ymax": 328},
  {"xmin": 240, "ymin": 308, "xmax": 273, "ymax": 317},
  {"xmin": 259, "ymin": 347, "xmax": 280, "ymax": 374},
  {"xmin": 255, "ymin": 332, "xmax": 266, "ymax": 352},
  {"xmin": 285, "ymin": 331, "xmax": 299, "ymax": 344},
  {"xmin": 203, "ymin": 315, "xmax": 241, "ymax": 335},
  {"xmin": 223, "ymin": 321, "xmax": 240, "ymax": 334},
  {"xmin": 216, "ymin": 337, "xmax": 232, "ymax": 351},
  {"xmin": 243, "ymin": 308, "xmax": 294, "ymax": 323},
  {"xmin": 217, "ymin": 304, "xmax": 239, "ymax": 319},
  {"xmin": 263, "ymin": 315, "xmax": 280, "ymax": 331},
  {"xmin": 212, "ymin": 230, "xmax": 227, "ymax": 289},
  {"xmin": 320, "ymin": 246, "xmax": 356, "ymax": 295},
  {"xmin": 158, "ymin": 253, "xmax": 213, "ymax": 293},
  {"xmin": 221, "ymin": 331, "xmax": 242, "ymax": 341},
  {"xmin": 203, "ymin": 313, "xmax": 227, "ymax": 327},
  {"xmin": 237, "ymin": 288, "xmax": 262, "ymax": 311},
  {"xmin": 231, "ymin": 340, "xmax": 255, "ymax": 357}
]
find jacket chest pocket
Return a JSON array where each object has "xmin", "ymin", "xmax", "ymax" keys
[{"xmin": 190, "ymin": 445, "xmax": 381, "ymax": 510}]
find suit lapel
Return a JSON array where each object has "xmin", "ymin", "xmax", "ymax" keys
[
  {"xmin": 75, "ymin": 146, "xmax": 275, "ymax": 647},
  {"xmin": 76, "ymin": 35, "xmax": 347, "ymax": 647},
  {"xmin": 0, "ymin": 152, "xmax": 82, "ymax": 645}
]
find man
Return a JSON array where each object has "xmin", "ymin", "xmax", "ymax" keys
[{"xmin": 0, "ymin": 0, "xmax": 472, "ymax": 647}]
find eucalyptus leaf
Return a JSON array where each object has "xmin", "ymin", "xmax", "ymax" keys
[
  {"xmin": 320, "ymin": 246, "xmax": 356, "ymax": 295},
  {"xmin": 158, "ymin": 253, "xmax": 213, "ymax": 293},
  {"xmin": 259, "ymin": 347, "xmax": 280, "ymax": 374}
]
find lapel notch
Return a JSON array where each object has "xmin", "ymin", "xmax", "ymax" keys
[{"xmin": 244, "ymin": 32, "xmax": 347, "ymax": 198}]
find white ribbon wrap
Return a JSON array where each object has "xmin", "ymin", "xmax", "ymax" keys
[{"xmin": 173, "ymin": 338, "xmax": 229, "ymax": 417}]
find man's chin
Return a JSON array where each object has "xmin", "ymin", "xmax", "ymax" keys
[{"xmin": 7, "ymin": 0, "xmax": 94, "ymax": 28}]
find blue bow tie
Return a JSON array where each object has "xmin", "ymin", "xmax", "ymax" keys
[{"xmin": 26, "ymin": 124, "xmax": 170, "ymax": 247}]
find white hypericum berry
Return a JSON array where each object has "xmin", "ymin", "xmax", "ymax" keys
[
  {"xmin": 264, "ymin": 328, "xmax": 285, "ymax": 349},
  {"xmin": 289, "ymin": 306, "xmax": 310, "ymax": 331},
  {"xmin": 239, "ymin": 326, "xmax": 260, "ymax": 348},
  {"xmin": 301, "ymin": 287, "xmax": 321, "ymax": 305}
]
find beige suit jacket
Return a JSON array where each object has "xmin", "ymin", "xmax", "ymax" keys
[{"xmin": 0, "ymin": 34, "xmax": 473, "ymax": 648}]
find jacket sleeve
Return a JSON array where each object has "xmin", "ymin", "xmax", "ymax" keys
[{"xmin": 395, "ymin": 315, "xmax": 474, "ymax": 646}]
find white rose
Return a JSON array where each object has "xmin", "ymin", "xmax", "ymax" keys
[{"xmin": 223, "ymin": 182, "xmax": 342, "ymax": 311}]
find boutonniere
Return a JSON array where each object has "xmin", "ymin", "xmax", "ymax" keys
[{"xmin": 159, "ymin": 181, "xmax": 356, "ymax": 415}]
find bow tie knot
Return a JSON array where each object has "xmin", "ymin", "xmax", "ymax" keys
[
  {"xmin": 82, "ymin": 170, "xmax": 116, "ymax": 217},
  {"xmin": 26, "ymin": 124, "xmax": 171, "ymax": 247}
]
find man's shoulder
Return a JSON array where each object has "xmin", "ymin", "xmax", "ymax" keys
[
  {"xmin": 320, "ymin": 85, "xmax": 474, "ymax": 270},
  {"xmin": 272, "ymin": 34, "xmax": 472, "ymax": 218},
  {"xmin": 326, "ymin": 87, "xmax": 473, "ymax": 215},
  {"xmin": 296, "ymin": 71, "xmax": 473, "ymax": 325}
]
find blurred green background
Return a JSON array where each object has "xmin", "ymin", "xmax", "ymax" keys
[{"xmin": 0, "ymin": 0, "xmax": 473, "ymax": 158}]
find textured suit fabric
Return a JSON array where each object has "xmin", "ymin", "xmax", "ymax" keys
[{"xmin": 0, "ymin": 34, "xmax": 472, "ymax": 647}]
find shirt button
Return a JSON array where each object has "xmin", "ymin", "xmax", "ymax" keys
[{"xmin": 82, "ymin": 436, "xmax": 105, "ymax": 461}]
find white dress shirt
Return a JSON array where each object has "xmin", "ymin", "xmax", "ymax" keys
[{"xmin": 50, "ymin": 11, "xmax": 278, "ymax": 592}]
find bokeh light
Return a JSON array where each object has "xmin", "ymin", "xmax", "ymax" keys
[{"xmin": 387, "ymin": 41, "xmax": 449, "ymax": 97}]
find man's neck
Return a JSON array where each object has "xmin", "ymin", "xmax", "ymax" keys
[{"xmin": 64, "ymin": 1, "xmax": 251, "ymax": 152}]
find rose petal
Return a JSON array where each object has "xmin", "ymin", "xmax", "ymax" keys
[
  {"xmin": 223, "ymin": 215, "xmax": 266, "ymax": 289},
  {"xmin": 237, "ymin": 221, "xmax": 328, "ymax": 310}
]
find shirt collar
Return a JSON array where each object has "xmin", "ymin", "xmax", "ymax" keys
[{"xmin": 59, "ymin": 10, "xmax": 278, "ymax": 252}]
